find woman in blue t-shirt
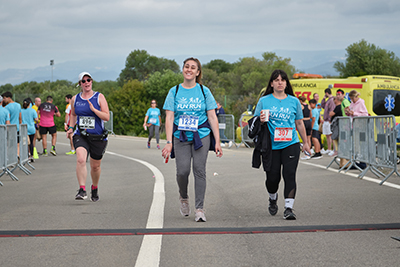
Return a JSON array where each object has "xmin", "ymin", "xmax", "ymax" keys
[
  {"xmin": 143, "ymin": 100, "xmax": 162, "ymax": 149},
  {"xmin": 162, "ymin": 57, "xmax": 223, "ymax": 222},
  {"xmin": 21, "ymin": 98, "xmax": 38, "ymax": 162},
  {"xmin": 254, "ymin": 69, "xmax": 310, "ymax": 220}
]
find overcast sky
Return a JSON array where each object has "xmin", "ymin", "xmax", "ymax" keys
[{"xmin": 1, "ymin": 0, "xmax": 399, "ymax": 71}]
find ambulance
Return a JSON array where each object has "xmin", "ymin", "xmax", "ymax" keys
[{"xmin": 290, "ymin": 74, "xmax": 400, "ymax": 123}]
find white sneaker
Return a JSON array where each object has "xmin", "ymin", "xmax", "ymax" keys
[
  {"xmin": 301, "ymin": 155, "xmax": 311, "ymax": 160},
  {"xmin": 321, "ymin": 149, "xmax": 330, "ymax": 155},
  {"xmin": 328, "ymin": 151, "xmax": 337, "ymax": 157},
  {"xmin": 179, "ymin": 197, "xmax": 190, "ymax": 217},
  {"xmin": 228, "ymin": 141, "xmax": 233, "ymax": 148},
  {"xmin": 220, "ymin": 143, "xmax": 226, "ymax": 147},
  {"xmin": 195, "ymin": 209, "xmax": 206, "ymax": 222},
  {"xmin": 310, "ymin": 148, "xmax": 315, "ymax": 154}
]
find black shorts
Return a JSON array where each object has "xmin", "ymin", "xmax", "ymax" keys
[
  {"xmin": 39, "ymin": 125, "xmax": 57, "ymax": 135},
  {"xmin": 73, "ymin": 134, "xmax": 108, "ymax": 160},
  {"xmin": 312, "ymin": 130, "xmax": 321, "ymax": 141},
  {"xmin": 303, "ymin": 120, "xmax": 312, "ymax": 136}
]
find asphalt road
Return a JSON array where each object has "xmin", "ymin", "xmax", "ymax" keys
[{"xmin": 1, "ymin": 134, "xmax": 400, "ymax": 267}]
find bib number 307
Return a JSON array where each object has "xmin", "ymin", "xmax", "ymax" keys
[{"xmin": 274, "ymin": 127, "xmax": 292, "ymax": 141}]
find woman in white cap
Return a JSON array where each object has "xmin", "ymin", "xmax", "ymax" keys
[{"xmin": 67, "ymin": 72, "xmax": 110, "ymax": 202}]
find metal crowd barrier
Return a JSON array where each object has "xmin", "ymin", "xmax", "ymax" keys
[
  {"xmin": 104, "ymin": 111, "xmax": 116, "ymax": 136},
  {"xmin": 239, "ymin": 113, "xmax": 254, "ymax": 148},
  {"xmin": 0, "ymin": 124, "xmax": 19, "ymax": 183},
  {"xmin": 327, "ymin": 115, "xmax": 400, "ymax": 185},
  {"xmin": 217, "ymin": 114, "xmax": 237, "ymax": 148},
  {"xmin": 18, "ymin": 124, "xmax": 34, "ymax": 174}
]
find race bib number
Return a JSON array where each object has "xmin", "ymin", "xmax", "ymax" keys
[
  {"xmin": 79, "ymin": 116, "xmax": 95, "ymax": 129},
  {"xmin": 178, "ymin": 115, "xmax": 199, "ymax": 132},
  {"xmin": 149, "ymin": 118, "xmax": 157, "ymax": 124},
  {"xmin": 274, "ymin": 127, "xmax": 292, "ymax": 141}
]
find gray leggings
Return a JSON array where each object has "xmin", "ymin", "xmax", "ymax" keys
[
  {"xmin": 148, "ymin": 125, "xmax": 160, "ymax": 143},
  {"xmin": 174, "ymin": 135, "xmax": 210, "ymax": 209}
]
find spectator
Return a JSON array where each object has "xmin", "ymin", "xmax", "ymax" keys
[
  {"xmin": 320, "ymin": 88, "xmax": 335, "ymax": 155},
  {"xmin": 345, "ymin": 90, "xmax": 369, "ymax": 117},
  {"xmin": 328, "ymin": 96, "xmax": 343, "ymax": 157},
  {"xmin": 309, "ymin": 99, "xmax": 322, "ymax": 159},
  {"xmin": 336, "ymin": 89, "xmax": 351, "ymax": 117},
  {"xmin": 2, "ymin": 91, "xmax": 22, "ymax": 154}
]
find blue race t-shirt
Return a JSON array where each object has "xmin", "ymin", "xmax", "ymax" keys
[
  {"xmin": 21, "ymin": 108, "xmax": 38, "ymax": 135},
  {"xmin": 163, "ymin": 83, "xmax": 217, "ymax": 141},
  {"xmin": 0, "ymin": 106, "xmax": 10, "ymax": 125},
  {"xmin": 146, "ymin": 108, "xmax": 161, "ymax": 126},
  {"xmin": 254, "ymin": 94, "xmax": 303, "ymax": 150},
  {"xmin": 311, "ymin": 108, "xmax": 321, "ymax": 131},
  {"xmin": 5, "ymin": 102, "xmax": 21, "ymax": 131}
]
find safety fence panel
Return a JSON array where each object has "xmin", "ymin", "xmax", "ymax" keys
[
  {"xmin": 337, "ymin": 117, "xmax": 353, "ymax": 161},
  {"xmin": 327, "ymin": 115, "xmax": 399, "ymax": 185},
  {"xmin": 17, "ymin": 124, "xmax": 33, "ymax": 175},
  {"xmin": 7, "ymin": 125, "xmax": 18, "ymax": 168},
  {"xmin": 239, "ymin": 113, "xmax": 254, "ymax": 148},
  {"xmin": 217, "ymin": 114, "xmax": 236, "ymax": 147},
  {"xmin": 104, "ymin": 111, "xmax": 115, "ymax": 135},
  {"xmin": 0, "ymin": 125, "xmax": 6, "ymax": 185}
]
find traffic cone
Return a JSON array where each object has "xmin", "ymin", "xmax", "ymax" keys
[{"xmin": 33, "ymin": 147, "xmax": 39, "ymax": 159}]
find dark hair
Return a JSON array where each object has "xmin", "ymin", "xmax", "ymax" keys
[
  {"xmin": 324, "ymin": 88, "xmax": 332, "ymax": 94},
  {"xmin": 183, "ymin": 57, "xmax": 202, "ymax": 84},
  {"xmin": 2, "ymin": 91, "xmax": 12, "ymax": 98},
  {"xmin": 23, "ymin": 98, "xmax": 30, "ymax": 109},
  {"xmin": 336, "ymin": 89, "xmax": 344, "ymax": 95},
  {"xmin": 309, "ymin": 99, "xmax": 317, "ymax": 104},
  {"xmin": 262, "ymin": 69, "xmax": 294, "ymax": 97},
  {"xmin": 298, "ymin": 96, "xmax": 307, "ymax": 102},
  {"xmin": 47, "ymin": 95, "xmax": 53, "ymax": 101},
  {"xmin": 65, "ymin": 94, "xmax": 72, "ymax": 99}
]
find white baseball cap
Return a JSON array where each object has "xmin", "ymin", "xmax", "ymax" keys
[
  {"xmin": 0, "ymin": 95, "xmax": 2, "ymax": 102},
  {"xmin": 78, "ymin": 71, "xmax": 92, "ymax": 82}
]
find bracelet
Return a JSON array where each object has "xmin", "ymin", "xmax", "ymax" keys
[
  {"xmin": 68, "ymin": 126, "xmax": 74, "ymax": 130},
  {"xmin": 166, "ymin": 141, "xmax": 172, "ymax": 144}
]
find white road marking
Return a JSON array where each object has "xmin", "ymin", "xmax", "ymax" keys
[
  {"xmin": 105, "ymin": 151, "xmax": 164, "ymax": 267},
  {"xmin": 300, "ymin": 161, "xmax": 400, "ymax": 190}
]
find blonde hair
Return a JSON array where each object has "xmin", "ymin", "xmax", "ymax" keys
[{"xmin": 348, "ymin": 90, "xmax": 360, "ymax": 98}]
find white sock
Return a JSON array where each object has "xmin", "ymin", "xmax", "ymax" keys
[
  {"xmin": 285, "ymin": 198, "xmax": 295, "ymax": 209},
  {"xmin": 269, "ymin": 193, "xmax": 277, "ymax": 200}
]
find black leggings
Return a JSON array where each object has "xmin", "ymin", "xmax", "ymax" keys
[
  {"xmin": 265, "ymin": 143, "xmax": 300, "ymax": 199},
  {"xmin": 28, "ymin": 134, "xmax": 35, "ymax": 156}
]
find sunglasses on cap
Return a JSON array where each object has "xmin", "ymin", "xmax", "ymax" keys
[{"xmin": 81, "ymin": 78, "xmax": 92, "ymax": 83}]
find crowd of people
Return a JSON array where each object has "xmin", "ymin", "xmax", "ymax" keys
[{"xmin": 1, "ymin": 60, "xmax": 370, "ymax": 223}]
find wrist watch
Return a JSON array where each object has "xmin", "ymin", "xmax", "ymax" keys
[{"xmin": 166, "ymin": 141, "xmax": 172, "ymax": 144}]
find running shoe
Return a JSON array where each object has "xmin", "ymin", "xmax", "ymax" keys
[
  {"xmin": 195, "ymin": 209, "xmax": 206, "ymax": 222},
  {"xmin": 147, "ymin": 142, "xmax": 150, "ymax": 149},
  {"xmin": 43, "ymin": 149, "xmax": 48, "ymax": 157},
  {"xmin": 321, "ymin": 149, "xmax": 331, "ymax": 155},
  {"xmin": 50, "ymin": 149, "xmax": 57, "ymax": 156},
  {"xmin": 268, "ymin": 195, "xmax": 278, "ymax": 216},
  {"xmin": 179, "ymin": 197, "xmax": 190, "ymax": 217},
  {"xmin": 228, "ymin": 141, "xmax": 233, "ymax": 148},
  {"xmin": 220, "ymin": 143, "xmax": 226, "ymax": 147},
  {"xmin": 283, "ymin": 207, "xmax": 296, "ymax": 220},
  {"xmin": 328, "ymin": 151, "xmax": 337, "ymax": 157},
  {"xmin": 75, "ymin": 188, "xmax": 87, "ymax": 200},
  {"xmin": 66, "ymin": 151, "xmax": 76, "ymax": 155},
  {"xmin": 300, "ymin": 155, "xmax": 310, "ymax": 160},
  {"xmin": 157, "ymin": 144, "xmax": 160, "ymax": 149},
  {"xmin": 91, "ymin": 187, "xmax": 99, "ymax": 202},
  {"xmin": 310, "ymin": 152, "xmax": 322, "ymax": 159}
]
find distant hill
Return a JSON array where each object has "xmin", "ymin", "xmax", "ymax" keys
[{"xmin": 1, "ymin": 46, "xmax": 399, "ymax": 86}]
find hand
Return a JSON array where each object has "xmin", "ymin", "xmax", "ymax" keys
[
  {"xmin": 162, "ymin": 143, "xmax": 172, "ymax": 161},
  {"xmin": 87, "ymin": 99, "xmax": 95, "ymax": 112},
  {"xmin": 260, "ymin": 112, "xmax": 267, "ymax": 122},
  {"xmin": 214, "ymin": 143, "xmax": 223, "ymax": 158},
  {"xmin": 302, "ymin": 142, "xmax": 311, "ymax": 156},
  {"xmin": 66, "ymin": 128, "xmax": 74, "ymax": 139}
]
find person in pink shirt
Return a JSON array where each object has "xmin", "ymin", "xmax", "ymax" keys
[
  {"xmin": 345, "ymin": 90, "xmax": 369, "ymax": 117},
  {"xmin": 38, "ymin": 95, "xmax": 61, "ymax": 156}
]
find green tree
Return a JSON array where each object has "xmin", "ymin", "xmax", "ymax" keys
[
  {"xmin": 334, "ymin": 39, "xmax": 400, "ymax": 77},
  {"xmin": 203, "ymin": 59, "xmax": 234, "ymax": 74},
  {"xmin": 144, "ymin": 69, "xmax": 183, "ymax": 109},
  {"xmin": 107, "ymin": 79, "xmax": 149, "ymax": 136},
  {"xmin": 118, "ymin": 49, "xmax": 180, "ymax": 85}
]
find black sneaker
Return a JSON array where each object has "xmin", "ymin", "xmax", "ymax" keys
[
  {"xmin": 310, "ymin": 152, "xmax": 322, "ymax": 159},
  {"xmin": 91, "ymin": 187, "xmax": 99, "ymax": 202},
  {"xmin": 283, "ymin": 207, "xmax": 296, "ymax": 220},
  {"xmin": 268, "ymin": 195, "xmax": 278, "ymax": 216},
  {"xmin": 75, "ymin": 188, "xmax": 87, "ymax": 200}
]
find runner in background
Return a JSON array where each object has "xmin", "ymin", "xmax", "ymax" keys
[
  {"xmin": 21, "ymin": 98, "xmax": 38, "ymax": 162},
  {"xmin": 32, "ymin": 97, "xmax": 41, "ymax": 157},
  {"xmin": 143, "ymin": 99, "xmax": 161, "ymax": 149},
  {"xmin": 38, "ymin": 96, "xmax": 61, "ymax": 156},
  {"xmin": 64, "ymin": 94, "xmax": 75, "ymax": 155}
]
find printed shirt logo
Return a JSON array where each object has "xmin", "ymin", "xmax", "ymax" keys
[
  {"xmin": 385, "ymin": 94, "xmax": 395, "ymax": 112},
  {"xmin": 177, "ymin": 97, "xmax": 203, "ymax": 112},
  {"xmin": 270, "ymin": 106, "xmax": 292, "ymax": 125}
]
